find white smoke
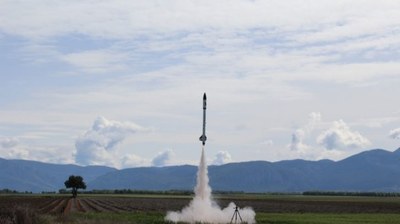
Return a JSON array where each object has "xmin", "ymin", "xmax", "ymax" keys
[
  {"xmin": 212, "ymin": 151, "xmax": 232, "ymax": 165},
  {"xmin": 165, "ymin": 147, "xmax": 255, "ymax": 224},
  {"xmin": 317, "ymin": 120, "xmax": 370, "ymax": 150},
  {"xmin": 152, "ymin": 149, "xmax": 174, "ymax": 167},
  {"xmin": 75, "ymin": 116, "xmax": 144, "ymax": 168},
  {"xmin": 389, "ymin": 128, "xmax": 400, "ymax": 139},
  {"xmin": 289, "ymin": 112, "xmax": 321, "ymax": 151}
]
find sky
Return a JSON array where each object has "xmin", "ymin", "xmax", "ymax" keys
[{"xmin": 1, "ymin": 0, "xmax": 400, "ymax": 169}]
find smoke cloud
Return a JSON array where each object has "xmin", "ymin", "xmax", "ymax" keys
[
  {"xmin": 289, "ymin": 112, "xmax": 321, "ymax": 151},
  {"xmin": 165, "ymin": 148, "xmax": 255, "ymax": 223},
  {"xmin": 389, "ymin": 128, "xmax": 400, "ymax": 139},
  {"xmin": 212, "ymin": 151, "xmax": 232, "ymax": 165},
  {"xmin": 151, "ymin": 149, "xmax": 174, "ymax": 167},
  {"xmin": 75, "ymin": 116, "xmax": 144, "ymax": 168},
  {"xmin": 317, "ymin": 120, "xmax": 370, "ymax": 150}
]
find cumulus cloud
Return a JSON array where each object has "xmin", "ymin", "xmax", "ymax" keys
[
  {"xmin": 212, "ymin": 151, "xmax": 232, "ymax": 165},
  {"xmin": 317, "ymin": 120, "xmax": 370, "ymax": 150},
  {"xmin": 121, "ymin": 154, "xmax": 148, "ymax": 168},
  {"xmin": 289, "ymin": 129, "xmax": 308, "ymax": 152},
  {"xmin": 75, "ymin": 116, "xmax": 145, "ymax": 168},
  {"xmin": 0, "ymin": 136, "xmax": 74, "ymax": 163},
  {"xmin": 389, "ymin": 128, "xmax": 400, "ymax": 139},
  {"xmin": 152, "ymin": 149, "xmax": 174, "ymax": 167},
  {"xmin": 289, "ymin": 112, "xmax": 321, "ymax": 151},
  {"xmin": 0, "ymin": 136, "xmax": 28, "ymax": 159},
  {"xmin": 0, "ymin": 137, "xmax": 19, "ymax": 148}
]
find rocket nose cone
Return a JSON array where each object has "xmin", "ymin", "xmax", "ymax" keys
[{"xmin": 203, "ymin": 93, "xmax": 207, "ymax": 100}]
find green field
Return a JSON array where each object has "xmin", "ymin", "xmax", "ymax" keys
[
  {"xmin": 2, "ymin": 194, "xmax": 400, "ymax": 223},
  {"xmin": 38, "ymin": 211, "xmax": 400, "ymax": 224}
]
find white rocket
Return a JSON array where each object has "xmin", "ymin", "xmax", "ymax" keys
[{"xmin": 199, "ymin": 93, "xmax": 207, "ymax": 145}]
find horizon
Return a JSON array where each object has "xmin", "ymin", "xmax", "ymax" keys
[
  {"xmin": 1, "ymin": 147, "xmax": 399, "ymax": 169},
  {"xmin": 1, "ymin": 1, "xmax": 400, "ymax": 168}
]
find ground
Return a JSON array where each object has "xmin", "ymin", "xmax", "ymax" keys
[{"xmin": 1, "ymin": 194, "xmax": 400, "ymax": 223}]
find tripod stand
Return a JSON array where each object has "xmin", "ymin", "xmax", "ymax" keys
[{"xmin": 230, "ymin": 206, "xmax": 243, "ymax": 224}]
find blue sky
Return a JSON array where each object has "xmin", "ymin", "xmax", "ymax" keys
[{"xmin": 1, "ymin": 0, "xmax": 400, "ymax": 168}]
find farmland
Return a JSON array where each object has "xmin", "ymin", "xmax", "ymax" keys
[{"xmin": 1, "ymin": 194, "xmax": 400, "ymax": 223}]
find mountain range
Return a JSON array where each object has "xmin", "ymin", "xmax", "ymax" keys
[{"xmin": 1, "ymin": 148, "xmax": 400, "ymax": 193}]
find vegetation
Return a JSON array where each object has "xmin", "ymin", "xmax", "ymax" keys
[
  {"xmin": 256, "ymin": 213, "xmax": 400, "ymax": 224},
  {"xmin": 0, "ymin": 188, "xmax": 33, "ymax": 194},
  {"xmin": 64, "ymin": 175, "xmax": 87, "ymax": 198},
  {"xmin": 0, "ymin": 204, "xmax": 42, "ymax": 224},
  {"xmin": 303, "ymin": 191, "xmax": 400, "ymax": 197},
  {"xmin": 2, "ymin": 194, "xmax": 400, "ymax": 223},
  {"xmin": 82, "ymin": 189, "xmax": 193, "ymax": 195},
  {"xmin": 37, "ymin": 212, "xmax": 400, "ymax": 224}
]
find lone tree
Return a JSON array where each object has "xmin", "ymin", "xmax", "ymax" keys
[{"xmin": 64, "ymin": 175, "xmax": 86, "ymax": 198}]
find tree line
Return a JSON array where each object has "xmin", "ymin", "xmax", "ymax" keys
[{"xmin": 302, "ymin": 191, "xmax": 400, "ymax": 197}]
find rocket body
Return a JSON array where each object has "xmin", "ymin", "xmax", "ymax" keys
[{"xmin": 199, "ymin": 93, "xmax": 207, "ymax": 145}]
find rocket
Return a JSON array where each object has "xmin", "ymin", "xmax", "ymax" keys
[{"xmin": 199, "ymin": 93, "xmax": 207, "ymax": 145}]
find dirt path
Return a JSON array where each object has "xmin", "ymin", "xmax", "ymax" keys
[{"xmin": 62, "ymin": 198, "xmax": 87, "ymax": 214}]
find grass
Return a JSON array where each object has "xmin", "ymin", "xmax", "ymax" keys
[
  {"xmin": 4, "ymin": 194, "xmax": 400, "ymax": 223},
  {"xmin": 37, "ymin": 212, "xmax": 400, "ymax": 224},
  {"xmin": 213, "ymin": 193, "xmax": 400, "ymax": 202},
  {"xmin": 257, "ymin": 213, "xmax": 400, "ymax": 224}
]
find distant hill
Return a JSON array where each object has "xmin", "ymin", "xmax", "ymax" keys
[
  {"xmin": 89, "ymin": 149, "xmax": 400, "ymax": 192},
  {"xmin": 0, "ymin": 158, "xmax": 116, "ymax": 192},
  {"xmin": 2, "ymin": 149, "xmax": 400, "ymax": 193}
]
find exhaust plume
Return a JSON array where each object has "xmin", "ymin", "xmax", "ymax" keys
[{"xmin": 165, "ymin": 147, "xmax": 256, "ymax": 223}]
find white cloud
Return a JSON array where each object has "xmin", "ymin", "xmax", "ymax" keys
[
  {"xmin": 61, "ymin": 49, "xmax": 128, "ymax": 73},
  {"xmin": 151, "ymin": 149, "xmax": 175, "ymax": 167},
  {"xmin": 0, "ymin": 1, "xmax": 399, "ymax": 165},
  {"xmin": 356, "ymin": 117, "xmax": 400, "ymax": 128},
  {"xmin": 0, "ymin": 137, "xmax": 19, "ymax": 148},
  {"xmin": 1, "ymin": 1, "xmax": 399, "ymax": 39},
  {"xmin": 260, "ymin": 140, "xmax": 273, "ymax": 147},
  {"xmin": 289, "ymin": 112, "xmax": 321, "ymax": 151},
  {"xmin": 0, "ymin": 137, "xmax": 28, "ymax": 159},
  {"xmin": 0, "ymin": 137, "xmax": 74, "ymax": 164},
  {"xmin": 74, "ymin": 116, "xmax": 144, "ymax": 168},
  {"xmin": 212, "ymin": 151, "xmax": 232, "ymax": 165},
  {"xmin": 307, "ymin": 112, "xmax": 322, "ymax": 130},
  {"xmin": 121, "ymin": 154, "xmax": 148, "ymax": 168},
  {"xmin": 289, "ymin": 129, "xmax": 308, "ymax": 152},
  {"xmin": 317, "ymin": 120, "xmax": 371, "ymax": 150},
  {"xmin": 389, "ymin": 128, "xmax": 400, "ymax": 139}
]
